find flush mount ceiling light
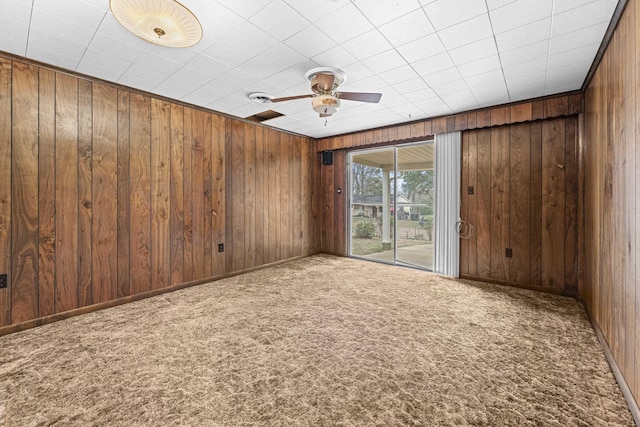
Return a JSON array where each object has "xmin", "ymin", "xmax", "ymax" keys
[{"xmin": 110, "ymin": 0, "xmax": 202, "ymax": 48}]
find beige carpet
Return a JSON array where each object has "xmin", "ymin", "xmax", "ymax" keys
[{"xmin": 0, "ymin": 255, "xmax": 634, "ymax": 426}]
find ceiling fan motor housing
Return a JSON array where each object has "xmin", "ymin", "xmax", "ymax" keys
[{"xmin": 312, "ymin": 94, "xmax": 340, "ymax": 115}]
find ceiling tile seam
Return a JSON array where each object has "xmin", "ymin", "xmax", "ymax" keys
[
  {"xmin": 24, "ymin": 0, "xmax": 36, "ymax": 57},
  {"xmin": 544, "ymin": 0, "xmax": 558, "ymax": 95},
  {"xmin": 74, "ymin": 10, "xmax": 113, "ymax": 76},
  {"xmin": 484, "ymin": 0, "xmax": 511, "ymax": 102}
]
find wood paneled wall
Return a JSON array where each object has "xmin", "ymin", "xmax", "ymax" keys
[
  {"xmin": 460, "ymin": 118, "xmax": 579, "ymax": 295},
  {"xmin": 319, "ymin": 150, "xmax": 347, "ymax": 256},
  {"xmin": 0, "ymin": 56, "xmax": 319, "ymax": 328},
  {"xmin": 582, "ymin": 0, "xmax": 639, "ymax": 409},
  {"xmin": 317, "ymin": 97, "xmax": 582, "ymax": 260},
  {"xmin": 316, "ymin": 92, "xmax": 581, "ymax": 152}
]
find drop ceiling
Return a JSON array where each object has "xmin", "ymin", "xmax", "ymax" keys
[{"xmin": 0, "ymin": 0, "xmax": 618, "ymax": 138}]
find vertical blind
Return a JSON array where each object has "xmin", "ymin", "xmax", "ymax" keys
[{"xmin": 434, "ymin": 131, "xmax": 461, "ymax": 277}]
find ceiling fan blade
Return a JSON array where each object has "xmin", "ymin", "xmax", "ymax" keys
[
  {"xmin": 270, "ymin": 94, "xmax": 313, "ymax": 102},
  {"xmin": 319, "ymin": 113, "xmax": 333, "ymax": 118},
  {"xmin": 317, "ymin": 73, "xmax": 336, "ymax": 92},
  {"xmin": 338, "ymin": 92, "xmax": 382, "ymax": 103}
]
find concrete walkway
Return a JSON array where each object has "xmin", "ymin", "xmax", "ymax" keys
[{"xmin": 363, "ymin": 244, "xmax": 434, "ymax": 270}]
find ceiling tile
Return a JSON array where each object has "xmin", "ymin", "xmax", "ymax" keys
[
  {"xmin": 187, "ymin": 54, "xmax": 232, "ymax": 79},
  {"xmin": 490, "ymin": 0, "xmax": 553, "ymax": 34},
  {"xmin": 500, "ymin": 40, "xmax": 549, "ymax": 67},
  {"xmin": 238, "ymin": 44, "xmax": 306, "ymax": 79},
  {"xmin": 351, "ymin": 0, "xmax": 422, "ymax": 26},
  {"xmin": 551, "ymin": 0, "xmax": 617, "ymax": 37},
  {"xmin": 203, "ymin": 40, "xmax": 254, "ymax": 68},
  {"xmin": 432, "ymin": 79, "xmax": 469, "ymax": 96},
  {"xmin": 87, "ymin": 33, "xmax": 147, "ymax": 63},
  {"xmin": 549, "ymin": 22, "xmax": 608, "ymax": 55},
  {"xmin": 30, "ymin": 11, "xmax": 96, "ymax": 46},
  {"xmin": 33, "ymin": 0, "xmax": 105, "ymax": 30},
  {"xmin": 396, "ymin": 33, "xmax": 446, "ymax": 63},
  {"xmin": 214, "ymin": 0, "xmax": 273, "ymax": 19},
  {"xmin": 79, "ymin": 48, "xmax": 131, "ymax": 77},
  {"xmin": 282, "ymin": 0, "xmax": 347, "ymax": 23},
  {"xmin": 378, "ymin": 9, "xmax": 435, "ymax": 46},
  {"xmin": 494, "ymin": 18, "xmax": 551, "ymax": 52},
  {"xmin": 422, "ymin": 67, "xmax": 463, "ymax": 87},
  {"xmin": 449, "ymin": 36, "xmax": 498, "ymax": 66},
  {"xmin": 553, "ymin": 0, "xmax": 607, "ymax": 14},
  {"xmin": 502, "ymin": 57, "xmax": 547, "ymax": 80},
  {"xmin": 187, "ymin": 3, "xmax": 245, "ymax": 52},
  {"xmin": 378, "ymin": 65, "xmax": 421, "ymax": 85},
  {"xmin": 437, "ymin": 14, "xmax": 493, "ymax": 50},
  {"xmin": 463, "ymin": 69, "xmax": 505, "ymax": 88},
  {"xmin": 458, "ymin": 55, "xmax": 502, "ymax": 78},
  {"xmin": 315, "ymin": 3, "xmax": 375, "ymax": 44},
  {"xmin": 360, "ymin": 49, "xmax": 408, "ymax": 74},
  {"xmin": 250, "ymin": 0, "xmax": 310, "ymax": 41},
  {"xmin": 26, "ymin": 31, "xmax": 86, "ymax": 64},
  {"xmin": 547, "ymin": 43, "xmax": 599, "ymax": 69},
  {"xmin": 312, "ymin": 46, "xmax": 358, "ymax": 69},
  {"xmin": 486, "ymin": 0, "xmax": 518, "ymax": 10},
  {"xmin": 76, "ymin": 62, "xmax": 123, "ymax": 83},
  {"xmin": 223, "ymin": 22, "xmax": 279, "ymax": 56},
  {"xmin": 284, "ymin": 25, "xmax": 337, "ymax": 57},
  {"xmin": 342, "ymin": 30, "xmax": 393, "ymax": 61},
  {"xmin": 422, "ymin": 0, "xmax": 488, "ymax": 31},
  {"xmin": 412, "ymin": 52, "xmax": 455, "ymax": 76}
]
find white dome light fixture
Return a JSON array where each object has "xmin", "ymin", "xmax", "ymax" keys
[{"xmin": 110, "ymin": 0, "xmax": 202, "ymax": 48}]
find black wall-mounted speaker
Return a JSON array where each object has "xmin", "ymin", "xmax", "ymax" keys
[{"xmin": 322, "ymin": 151, "xmax": 333, "ymax": 165}]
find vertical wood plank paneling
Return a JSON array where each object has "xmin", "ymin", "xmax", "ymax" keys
[
  {"xmin": 129, "ymin": 93, "xmax": 151, "ymax": 295},
  {"xmin": 210, "ymin": 114, "xmax": 225, "ymax": 276},
  {"xmin": 508, "ymin": 123, "xmax": 531, "ymax": 284},
  {"xmin": 466, "ymin": 131, "xmax": 478, "ymax": 276},
  {"xmin": 77, "ymin": 80, "xmax": 93, "ymax": 307},
  {"xmin": 54, "ymin": 72, "xmax": 79, "ymax": 314},
  {"xmin": 116, "ymin": 90, "xmax": 131, "ymax": 298},
  {"xmin": 150, "ymin": 99, "xmax": 171, "ymax": 290},
  {"xmin": 281, "ymin": 135, "xmax": 292, "ymax": 259},
  {"xmin": 244, "ymin": 123, "xmax": 256, "ymax": 268},
  {"xmin": 293, "ymin": 137, "xmax": 303, "ymax": 256},
  {"xmin": 223, "ymin": 119, "xmax": 233, "ymax": 273},
  {"xmin": 91, "ymin": 84, "xmax": 118, "ymax": 304},
  {"xmin": 169, "ymin": 104, "xmax": 184, "ymax": 285},
  {"xmin": 301, "ymin": 139, "xmax": 311, "ymax": 255},
  {"xmin": 541, "ymin": 119, "xmax": 566, "ymax": 289},
  {"xmin": 183, "ymin": 108, "xmax": 194, "ymax": 281},
  {"xmin": 11, "ymin": 62, "xmax": 40, "ymax": 322},
  {"xmin": 460, "ymin": 132, "xmax": 470, "ymax": 275},
  {"xmin": 191, "ymin": 110, "xmax": 205, "ymax": 280},
  {"xmin": 564, "ymin": 117, "xmax": 578, "ymax": 294},
  {"xmin": 254, "ymin": 127, "xmax": 265, "ymax": 266},
  {"xmin": 475, "ymin": 129, "xmax": 491, "ymax": 277},
  {"xmin": 37, "ymin": 68, "xmax": 56, "ymax": 317},
  {"xmin": 202, "ymin": 113, "xmax": 213, "ymax": 278},
  {"xmin": 231, "ymin": 120, "xmax": 245, "ymax": 272},
  {"xmin": 489, "ymin": 127, "xmax": 509, "ymax": 281},
  {"xmin": 333, "ymin": 150, "xmax": 346, "ymax": 256},
  {"xmin": 268, "ymin": 129, "xmax": 279, "ymax": 262},
  {"xmin": 530, "ymin": 122, "xmax": 543, "ymax": 286},
  {"xmin": 582, "ymin": 0, "xmax": 640, "ymax": 407},
  {"xmin": 0, "ymin": 59, "xmax": 12, "ymax": 326}
]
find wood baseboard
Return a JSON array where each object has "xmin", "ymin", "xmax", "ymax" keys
[
  {"xmin": 581, "ymin": 301, "xmax": 640, "ymax": 426},
  {"xmin": 0, "ymin": 255, "xmax": 311, "ymax": 337},
  {"xmin": 459, "ymin": 274, "xmax": 577, "ymax": 298}
]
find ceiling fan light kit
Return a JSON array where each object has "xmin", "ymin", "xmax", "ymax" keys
[
  {"xmin": 257, "ymin": 67, "xmax": 382, "ymax": 119},
  {"xmin": 312, "ymin": 94, "xmax": 341, "ymax": 116},
  {"xmin": 109, "ymin": 0, "xmax": 202, "ymax": 48}
]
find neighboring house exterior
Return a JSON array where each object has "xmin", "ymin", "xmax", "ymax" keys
[{"xmin": 351, "ymin": 194, "xmax": 411, "ymax": 218}]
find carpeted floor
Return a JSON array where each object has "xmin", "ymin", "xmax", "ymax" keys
[{"xmin": 0, "ymin": 255, "xmax": 634, "ymax": 426}]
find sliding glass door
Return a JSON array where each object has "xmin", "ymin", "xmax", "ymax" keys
[{"xmin": 348, "ymin": 141, "xmax": 435, "ymax": 270}]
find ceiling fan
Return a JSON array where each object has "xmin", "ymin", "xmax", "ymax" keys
[{"xmin": 249, "ymin": 67, "xmax": 382, "ymax": 118}]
